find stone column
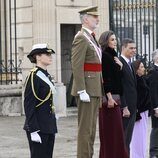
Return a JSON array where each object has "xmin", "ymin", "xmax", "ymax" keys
[
  {"xmin": 97, "ymin": 0, "xmax": 109, "ymax": 36},
  {"xmin": 32, "ymin": 0, "xmax": 67, "ymax": 117},
  {"xmin": 32, "ymin": 0, "xmax": 57, "ymax": 76}
]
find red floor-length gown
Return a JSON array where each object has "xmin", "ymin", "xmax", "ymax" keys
[{"xmin": 99, "ymin": 103, "xmax": 128, "ymax": 158}]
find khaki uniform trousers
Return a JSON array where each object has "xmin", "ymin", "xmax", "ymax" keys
[{"xmin": 76, "ymin": 97, "xmax": 101, "ymax": 158}]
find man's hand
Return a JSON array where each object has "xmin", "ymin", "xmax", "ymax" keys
[
  {"xmin": 79, "ymin": 90, "xmax": 90, "ymax": 102},
  {"xmin": 122, "ymin": 107, "xmax": 130, "ymax": 118},
  {"xmin": 154, "ymin": 109, "xmax": 158, "ymax": 118},
  {"xmin": 30, "ymin": 131, "xmax": 42, "ymax": 143}
]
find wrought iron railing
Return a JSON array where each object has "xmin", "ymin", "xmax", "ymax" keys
[
  {"xmin": 109, "ymin": 0, "xmax": 158, "ymax": 68},
  {"xmin": 0, "ymin": 59, "xmax": 22, "ymax": 84},
  {"xmin": 0, "ymin": 0, "xmax": 20, "ymax": 84}
]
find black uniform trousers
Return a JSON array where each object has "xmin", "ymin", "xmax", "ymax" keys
[{"xmin": 26, "ymin": 131, "xmax": 55, "ymax": 158}]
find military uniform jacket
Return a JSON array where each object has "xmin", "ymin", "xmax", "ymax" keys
[
  {"xmin": 71, "ymin": 28, "xmax": 103, "ymax": 97},
  {"xmin": 23, "ymin": 67, "xmax": 57, "ymax": 134}
]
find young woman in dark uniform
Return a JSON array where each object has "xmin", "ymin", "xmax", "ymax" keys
[
  {"xmin": 99, "ymin": 31, "xmax": 128, "ymax": 158},
  {"xmin": 23, "ymin": 43, "xmax": 57, "ymax": 158}
]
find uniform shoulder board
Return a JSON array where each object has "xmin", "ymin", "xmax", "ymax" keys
[
  {"xmin": 30, "ymin": 67, "xmax": 38, "ymax": 73},
  {"xmin": 74, "ymin": 31, "xmax": 81, "ymax": 38}
]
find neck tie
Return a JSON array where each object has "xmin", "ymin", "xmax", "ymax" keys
[
  {"xmin": 128, "ymin": 60, "xmax": 132, "ymax": 69},
  {"xmin": 128, "ymin": 60, "xmax": 131, "ymax": 65},
  {"xmin": 91, "ymin": 32, "xmax": 99, "ymax": 47},
  {"xmin": 128, "ymin": 60, "xmax": 134, "ymax": 74},
  {"xmin": 91, "ymin": 32, "xmax": 95, "ymax": 37}
]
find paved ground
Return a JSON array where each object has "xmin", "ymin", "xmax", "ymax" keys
[
  {"xmin": 0, "ymin": 115, "xmax": 99, "ymax": 158},
  {"xmin": 0, "ymin": 114, "xmax": 151, "ymax": 158}
]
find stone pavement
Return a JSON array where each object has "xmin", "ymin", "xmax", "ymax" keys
[
  {"xmin": 0, "ymin": 113, "xmax": 151, "ymax": 158},
  {"xmin": 0, "ymin": 115, "xmax": 99, "ymax": 158}
]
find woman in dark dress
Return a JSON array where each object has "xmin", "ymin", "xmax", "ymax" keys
[
  {"xmin": 130, "ymin": 59, "xmax": 151, "ymax": 158},
  {"xmin": 99, "ymin": 30, "xmax": 128, "ymax": 158}
]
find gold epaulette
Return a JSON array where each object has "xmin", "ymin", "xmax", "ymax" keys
[
  {"xmin": 24, "ymin": 68, "xmax": 37, "ymax": 86},
  {"xmin": 30, "ymin": 67, "xmax": 38, "ymax": 72}
]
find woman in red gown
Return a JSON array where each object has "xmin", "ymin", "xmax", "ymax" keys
[{"xmin": 99, "ymin": 30, "xmax": 128, "ymax": 158}]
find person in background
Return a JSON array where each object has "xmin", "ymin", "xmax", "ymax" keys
[
  {"xmin": 99, "ymin": 30, "xmax": 128, "ymax": 158},
  {"xmin": 71, "ymin": 6, "xmax": 103, "ymax": 158},
  {"xmin": 119, "ymin": 38, "xmax": 137, "ymax": 154},
  {"xmin": 130, "ymin": 59, "xmax": 151, "ymax": 158},
  {"xmin": 23, "ymin": 43, "xmax": 57, "ymax": 158},
  {"xmin": 148, "ymin": 49, "xmax": 158, "ymax": 158}
]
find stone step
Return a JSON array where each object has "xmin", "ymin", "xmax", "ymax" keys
[{"xmin": 67, "ymin": 107, "xmax": 78, "ymax": 116}]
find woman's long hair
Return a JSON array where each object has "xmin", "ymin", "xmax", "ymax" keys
[
  {"xmin": 132, "ymin": 59, "xmax": 142, "ymax": 73},
  {"xmin": 99, "ymin": 30, "xmax": 115, "ymax": 52}
]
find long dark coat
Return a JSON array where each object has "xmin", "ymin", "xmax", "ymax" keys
[
  {"xmin": 99, "ymin": 47, "xmax": 128, "ymax": 158},
  {"xmin": 148, "ymin": 65, "xmax": 158, "ymax": 128}
]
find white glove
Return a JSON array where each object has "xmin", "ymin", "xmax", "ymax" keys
[
  {"xmin": 30, "ymin": 131, "xmax": 42, "ymax": 143},
  {"xmin": 79, "ymin": 90, "xmax": 90, "ymax": 102}
]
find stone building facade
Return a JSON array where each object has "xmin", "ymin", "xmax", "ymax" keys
[{"xmin": 0, "ymin": 0, "xmax": 109, "ymax": 116}]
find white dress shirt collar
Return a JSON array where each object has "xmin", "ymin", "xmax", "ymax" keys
[
  {"xmin": 82, "ymin": 27, "xmax": 93, "ymax": 35},
  {"xmin": 121, "ymin": 54, "xmax": 131, "ymax": 64}
]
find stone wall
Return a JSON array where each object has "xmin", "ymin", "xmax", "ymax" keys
[
  {"xmin": 0, "ymin": 0, "xmax": 109, "ymax": 116},
  {"xmin": 0, "ymin": 85, "xmax": 22, "ymax": 116},
  {"xmin": 0, "ymin": 83, "xmax": 66, "ymax": 117}
]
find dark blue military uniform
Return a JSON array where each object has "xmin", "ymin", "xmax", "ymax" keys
[{"xmin": 24, "ymin": 66, "xmax": 57, "ymax": 158}]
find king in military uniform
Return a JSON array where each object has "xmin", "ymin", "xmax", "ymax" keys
[
  {"xmin": 71, "ymin": 6, "xmax": 103, "ymax": 158},
  {"xmin": 23, "ymin": 43, "xmax": 57, "ymax": 158}
]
